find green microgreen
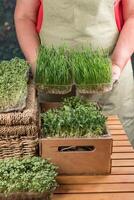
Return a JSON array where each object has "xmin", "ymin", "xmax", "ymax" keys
[
  {"xmin": 35, "ymin": 45, "xmax": 73, "ymax": 87},
  {"xmin": 35, "ymin": 45, "xmax": 112, "ymax": 92},
  {"xmin": 41, "ymin": 97, "xmax": 107, "ymax": 138},
  {"xmin": 71, "ymin": 47, "xmax": 112, "ymax": 85},
  {"xmin": 0, "ymin": 157, "xmax": 58, "ymax": 196},
  {"xmin": 0, "ymin": 58, "xmax": 29, "ymax": 111}
]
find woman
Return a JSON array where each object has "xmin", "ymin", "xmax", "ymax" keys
[{"xmin": 14, "ymin": 0, "xmax": 134, "ymax": 145}]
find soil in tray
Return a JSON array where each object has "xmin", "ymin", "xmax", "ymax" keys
[
  {"xmin": 0, "ymin": 192, "xmax": 50, "ymax": 200},
  {"xmin": 76, "ymin": 83, "xmax": 113, "ymax": 94},
  {"xmin": 36, "ymin": 84, "xmax": 72, "ymax": 94}
]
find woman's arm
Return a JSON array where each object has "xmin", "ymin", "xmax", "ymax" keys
[
  {"xmin": 14, "ymin": 0, "xmax": 40, "ymax": 75},
  {"xmin": 112, "ymin": 0, "xmax": 134, "ymax": 70}
]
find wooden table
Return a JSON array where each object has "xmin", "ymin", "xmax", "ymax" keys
[{"xmin": 53, "ymin": 116, "xmax": 134, "ymax": 200}]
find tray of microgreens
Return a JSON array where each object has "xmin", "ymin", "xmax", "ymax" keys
[
  {"xmin": 0, "ymin": 157, "xmax": 58, "ymax": 200},
  {"xmin": 36, "ymin": 45, "xmax": 112, "ymax": 95},
  {"xmin": 41, "ymin": 97, "xmax": 110, "ymax": 138},
  {"xmin": 0, "ymin": 58, "xmax": 29, "ymax": 113},
  {"xmin": 71, "ymin": 47, "xmax": 112, "ymax": 94},
  {"xmin": 35, "ymin": 45, "xmax": 73, "ymax": 94}
]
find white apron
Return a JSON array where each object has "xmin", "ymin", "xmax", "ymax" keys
[{"xmin": 39, "ymin": 0, "xmax": 134, "ymax": 146}]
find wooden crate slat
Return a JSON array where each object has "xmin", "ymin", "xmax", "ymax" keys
[
  {"xmin": 57, "ymin": 174, "xmax": 134, "ymax": 184},
  {"xmin": 113, "ymin": 146, "xmax": 134, "ymax": 153},
  {"xmin": 53, "ymin": 193, "xmax": 134, "ymax": 200},
  {"xmin": 112, "ymin": 159, "xmax": 134, "ymax": 167},
  {"xmin": 55, "ymin": 183, "xmax": 134, "ymax": 194},
  {"xmin": 112, "ymin": 153, "xmax": 134, "ymax": 159}
]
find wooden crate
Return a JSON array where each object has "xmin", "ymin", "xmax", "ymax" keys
[
  {"xmin": 40, "ymin": 132, "xmax": 113, "ymax": 175},
  {"xmin": 40, "ymin": 102, "xmax": 61, "ymax": 112},
  {"xmin": 40, "ymin": 101, "xmax": 113, "ymax": 175}
]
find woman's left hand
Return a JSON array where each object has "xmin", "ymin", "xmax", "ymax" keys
[{"xmin": 112, "ymin": 64, "xmax": 121, "ymax": 84}]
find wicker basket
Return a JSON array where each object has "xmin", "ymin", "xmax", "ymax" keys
[
  {"xmin": 0, "ymin": 81, "xmax": 39, "ymax": 159},
  {"xmin": 0, "ymin": 135, "xmax": 38, "ymax": 159},
  {"xmin": 0, "ymin": 125, "xmax": 38, "ymax": 137}
]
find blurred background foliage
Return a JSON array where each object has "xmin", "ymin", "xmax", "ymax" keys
[{"xmin": 0, "ymin": 0, "xmax": 24, "ymax": 60}]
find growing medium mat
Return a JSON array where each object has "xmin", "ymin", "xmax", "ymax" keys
[
  {"xmin": 0, "ymin": 80, "xmax": 39, "ymax": 159},
  {"xmin": 0, "ymin": 58, "xmax": 29, "ymax": 113},
  {"xmin": 0, "ymin": 192, "xmax": 49, "ymax": 200},
  {"xmin": 0, "ymin": 82, "xmax": 38, "ymax": 126}
]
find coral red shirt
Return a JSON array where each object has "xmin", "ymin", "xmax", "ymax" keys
[
  {"xmin": 36, "ymin": 0, "xmax": 124, "ymax": 33},
  {"xmin": 36, "ymin": 0, "xmax": 43, "ymax": 33},
  {"xmin": 114, "ymin": 0, "xmax": 124, "ymax": 31}
]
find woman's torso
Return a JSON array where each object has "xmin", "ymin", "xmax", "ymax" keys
[{"xmin": 39, "ymin": 0, "xmax": 120, "ymax": 53}]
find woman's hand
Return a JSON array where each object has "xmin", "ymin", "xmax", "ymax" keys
[{"xmin": 112, "ymin": 64, "xmax": 121, "ymax": 84}]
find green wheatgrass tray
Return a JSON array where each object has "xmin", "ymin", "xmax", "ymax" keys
[
  {"xmin": 35, "ymin": 46, "xmax": 73, "ymax": 95},
  {"xmin": 36, "ymin": 45, "xmax": 112, "ymax": 95}
]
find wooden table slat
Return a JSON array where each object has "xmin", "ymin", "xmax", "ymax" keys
[
  {"xmin": 57, "ymin": 174, "xmax": 134, "ymax": 184},
  {"xmin": 112, "ymin": 153, "xmax": 134, "ymax": 159},
  {"xmin": 113, "ymin": 146, "xmax": 134, "ymax": 153},
  {"xmin": 112, "ymin": 135, "xmax": 129, "ymax": 141},
  {"xmin": 106, "ymin": 121, "xmax": 122, "ymax": 125},
  {"xmin": 55, "ymin": 183, "xmax": 134, "ymax": 194},
  {"xmin": 113, "ymin": 140, "xmax": 131, "ymax": 147},
  {"xmin": 111, "ymin": 167, "xmax": 134, "ymax": 175},
  {"xmin": 112, "ymin": 159, "xmax": 134, "ymax": 167},
  {"xmin": 107, "ymin": 116, "xmax": 119, "ymax": 120},
  {"xmin": 53, "ymin": 193, "xmax": 134, "ymax": 200},
  {"xmin": 108, "ymin": 125, "xmax": 124, "ymax": 130},
  {"xmin": 110, "ymin": 129, "xmax": 126, "ymax": 135}
]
